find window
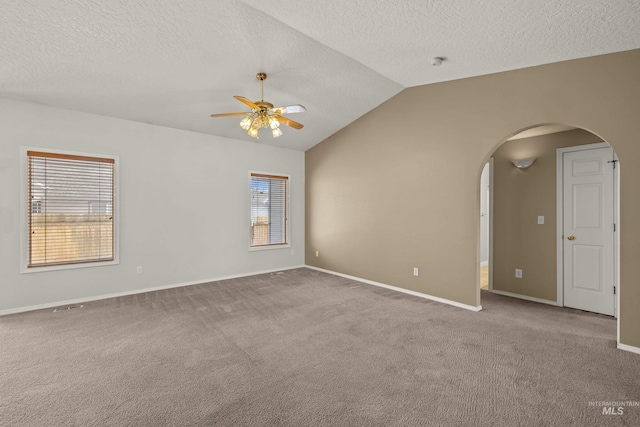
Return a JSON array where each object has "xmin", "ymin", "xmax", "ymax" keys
[
  {"xmin": 250, "ymin": 173, "xmax": 289, "ymax": 248},
  {"xmin": 27, "ymin": 151, "xmax": 115, "ymax": 268}
]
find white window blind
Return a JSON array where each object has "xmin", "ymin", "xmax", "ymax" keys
[
  {"xmin": 27, "ymin": 151, "xmax": 115, "ymax": 267},
  {"xmin": 250, "ymin": 173, "xmax": 289, "ymax": 247}
]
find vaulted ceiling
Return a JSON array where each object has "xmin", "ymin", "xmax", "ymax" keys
[{"xmin": 2, "ymin": 0, "xmax": 640, "ymax": 151}]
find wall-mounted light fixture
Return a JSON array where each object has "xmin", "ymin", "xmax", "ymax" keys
[{"xmin": 511, "ymin": 157, "xmax": 537, "ymax": 169}]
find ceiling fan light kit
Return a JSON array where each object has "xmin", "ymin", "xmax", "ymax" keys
[{"xmin": 211, "ymin": 73, "xmax": 306, "ymax": 140}]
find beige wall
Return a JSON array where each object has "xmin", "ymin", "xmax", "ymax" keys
[
  {"xmin": 491, "ymin": 129, "xmax": 602, "ymax": 301},
  {"xmin": 306, "ymin": 49, "xmax": 640, "ymax": 348}
]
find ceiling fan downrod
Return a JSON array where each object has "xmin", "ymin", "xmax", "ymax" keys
[{"xmin": 257, "ymin": 72, "xmax": 267, "ymax": 101}]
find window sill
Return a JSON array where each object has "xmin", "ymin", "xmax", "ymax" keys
[
  {"xmin": 249, "ymin": 244, "xmax": 291, "ymax": 252},
  {"xmin": 21, "ymin": 259, "xmax": 120, "ymax": 274}
]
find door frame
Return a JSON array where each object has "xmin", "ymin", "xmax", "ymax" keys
[
  {"xmin": 555, "ymin": 142, "xmax": 620, "ymax": 318},
  {"xmin": 488, "ymin": 158, "xmax": 494, "ymax": 292}
]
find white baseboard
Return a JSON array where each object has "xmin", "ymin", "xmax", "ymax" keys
[
  {"xmin": 480, "ymin": 261, "xmax": 488, "ymax": 268},
  {"xmin": 305, "ymin": 265, "xmax": 482, "ymax": 312},
  {"xmin": 490, "ymin": 289, "xmax": 558, "ymax": 306},
  {"xmin": 0, "ymin": 265, "xmax": 307, "ymax": 316},
  {"xmin": 617, "ymin": 343, "xmax": 640, "ymax": 355}
]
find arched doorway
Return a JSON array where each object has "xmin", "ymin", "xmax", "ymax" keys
[{"xmin": 479, "ymin": 124, "xmax": 619, "ymax": 321}]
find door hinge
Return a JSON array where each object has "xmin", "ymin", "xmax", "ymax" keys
[
  {"xmin": 613, "ymin": 223, "xmax": 616, "ymax": 232},
  {"xmin": 608, "ymin": 159, "xmax": 619, "ymax": 169},
  {"xmin": 613, "ymin": 286, "xmax": 616, "ymax": 295}
]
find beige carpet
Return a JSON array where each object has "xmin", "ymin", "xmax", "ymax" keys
[{"xmin": 1, "ymin": 268, "xmax": 639, "ymax": 426}]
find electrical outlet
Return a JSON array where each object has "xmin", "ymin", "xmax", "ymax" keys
[
  {"xmin": 413, "ymin": 267, "xmax": 419, "ymax": 276},
  {"xmin": 515, "ymin": 269, "xmax": 522, "ymax": 279},
  {"xmin": 315, "ymin": 250, "xmax": 319, "ymax": 257},
  {"xmin": 136, "ymin": 266, "xmax": 143, "ymax": 275},
  {"xmin": 537, "ymin": 216, "xmax": 545, "ymax": 225}
]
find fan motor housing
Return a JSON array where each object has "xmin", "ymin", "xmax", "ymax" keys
[{"xmin": 255, "ymin": 101, "xmax": 274, "ymax": 111}]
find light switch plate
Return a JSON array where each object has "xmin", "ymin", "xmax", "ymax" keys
[
  {"xmin": 515, "ymin": 269, "xmax": 522, "ymax": 278},
  {"xmin": 537, "ymin": 216, "xmax": 544, "ymax": 225}
]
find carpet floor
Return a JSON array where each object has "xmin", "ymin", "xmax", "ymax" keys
[{"xmin": 1, "ymin": 268, "xmax": 638, "ymax": 426}]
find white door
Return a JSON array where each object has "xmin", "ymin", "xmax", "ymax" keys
[{"xmin": 562, "ymin": 147, "xmax": 615, "ymax": 316}]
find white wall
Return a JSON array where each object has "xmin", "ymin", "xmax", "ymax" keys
[
  {"xmin": 0, "ymin": 98, "xmax": 305, "ymax": 313},
  {"xmin": 479, "ymin": 163, "xmax": 490, "ymax": 266}
]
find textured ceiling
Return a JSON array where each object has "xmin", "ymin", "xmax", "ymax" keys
[{"xmin": 1, "ymin": 0, "xmax": 640, "ymax": 151}]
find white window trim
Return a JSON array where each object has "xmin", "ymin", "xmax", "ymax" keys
[
  {"xmin": 248, "ymin": 171, "xmax": 291, "ymax": 252},
  {"xmin": 20, "ymin": 146, "xmax": 120, "ymax": 274}
]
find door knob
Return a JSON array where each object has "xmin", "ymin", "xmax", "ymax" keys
[{"xmin": 567, "ymin": 235, "xmax": 575, "ymax": 240}]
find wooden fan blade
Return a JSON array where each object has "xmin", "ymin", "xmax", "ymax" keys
[
  {"xmin": 234, "ymin": 96, "xmax": 259, "ymax": 110},
  {"xmin": 275, "ymin": 115, "xmax": 304, "ymax": 130},
  {"xmin": 272, "ymin": 104, "xmax": 306, "ymax": 115},
  {"xmin": 210, "ymin": 112, "xmax": 250, "ymax": 118}
]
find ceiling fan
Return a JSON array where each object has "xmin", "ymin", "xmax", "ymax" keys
[{"xmin": 211, "ymin": 72, "xmax": 306, "ymax": 139}]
